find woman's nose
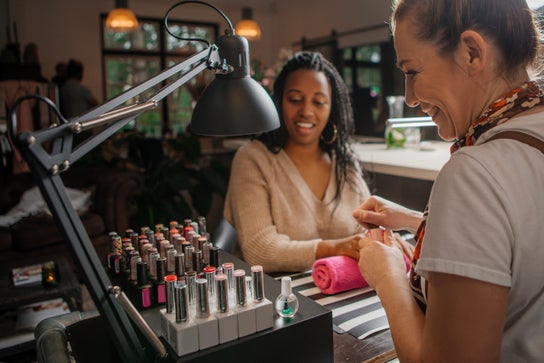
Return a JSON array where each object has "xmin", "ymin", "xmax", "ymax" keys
[
  {"xmin": 298, "ymin": 101, "xmax": 314, "ymax": 116},
  {"xmin": 404, "ymin": 79, "xmax": 420, "ymax": 108}
]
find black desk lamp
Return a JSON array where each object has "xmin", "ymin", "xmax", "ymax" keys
[{"xmin": 7, "ymin": 1, "xmax": 279, "ymax": 362}]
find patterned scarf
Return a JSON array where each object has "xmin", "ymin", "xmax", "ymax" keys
[{"xmin": 409, "ymin": 81, "xmax": 544, "ymax": 312}]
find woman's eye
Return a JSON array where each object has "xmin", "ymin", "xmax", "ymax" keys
[
  {"xmin": 287, "ymin": 97, "xmax": 302, "ymax": 103},
  {"xmin": 405, "ymin": 70, "xmax": 418, "ymax": 79}
]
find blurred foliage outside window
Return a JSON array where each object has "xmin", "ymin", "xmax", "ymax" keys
[
  {"xmin": 98, "ymin": 16, "xmax": 228, "ymax": 228},
  {"xmin": 101, "ymin": 16, "xmax": 218, "ymax": 137}
]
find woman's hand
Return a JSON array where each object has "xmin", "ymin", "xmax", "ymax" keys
[
  {"xmin": 353, "ymin": 195, "xmax": 423, "ymax": 234},
  {"xmin": 316, "ymin": 234, "xmax": 365, "ymax": 261},
  {"xmin": 358, "ymin": 229, "xmax": 408, "ymax": 290}
]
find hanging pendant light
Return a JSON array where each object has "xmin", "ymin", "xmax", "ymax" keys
[
  {"xmin": 106, "ymin": 0, "xmax": 139, "ymax": 31},
  {"xmin": 234, "ymin": 7, "xmax": 261, "ymax": 41}
]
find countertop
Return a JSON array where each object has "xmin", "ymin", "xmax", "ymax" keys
[
  {"xmin": 220, "ymin": 137, "xmax": 452, "ymax": 182},
  {"xmin": 352, "ymin": 141, "xmax": 451, "ymax": 181}
]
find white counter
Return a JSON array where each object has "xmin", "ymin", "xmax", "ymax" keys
[
  {"xmin": 352, "ymin": 141, "xmax": 452, "ymax": 181},
  {"xmin": 221, "ymin": 137, "xmax": 452, "ymax": 182}
]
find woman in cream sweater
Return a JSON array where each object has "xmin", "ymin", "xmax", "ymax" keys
[{"xmin": 224, "ymin": 51, "xmax": 372, "ymax": 272}]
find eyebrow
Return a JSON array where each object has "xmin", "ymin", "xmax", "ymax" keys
[{"xmin": 285, "ymin": 89, "xmax": 328, "ymax": 98}]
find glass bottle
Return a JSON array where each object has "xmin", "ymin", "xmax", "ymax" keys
[
  {"xmin": 385, "ymin": 95, "xmax": 407, "ymax": 148},
  {"xmin": 274, "ymin": 276, "xmax": 299, "ymax": 319}
]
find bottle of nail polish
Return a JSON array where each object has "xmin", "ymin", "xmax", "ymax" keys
[
  {"xmin": 274, "ymin": 276, "xmax": 299, "ymax": 319},
  {"xmin": 154, "ymin": 257, "xmax": 167, "ymax": 306},
  {"xmin": 134, "ymin": 261, "xmax": 153, "ymax": 310}
]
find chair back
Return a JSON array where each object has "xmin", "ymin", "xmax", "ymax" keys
[{"xmin": 212, "ymin": 219, "xmax": 238, "ymax": 254}]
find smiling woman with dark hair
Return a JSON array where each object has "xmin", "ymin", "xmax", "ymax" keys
[{"xmin": 223, "ymin": 51, "xmax": 390, "ymax": 273}]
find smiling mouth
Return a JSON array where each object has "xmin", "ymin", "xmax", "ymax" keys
[
  {"xmin": 295, "ymin": 122, "xmax": 315, "ymax": 129},
  {"xmin": 425, "ymin": 107, "xmax": 438, "ymax": 118}
]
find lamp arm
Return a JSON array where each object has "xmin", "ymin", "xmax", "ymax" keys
[
  {"xmin": 7, "ymin": 43, "xmax": 225, "ymax": 363},
  {"xmin": 10, "ymin": 45, "xmax": 222, "ymax": 172}
]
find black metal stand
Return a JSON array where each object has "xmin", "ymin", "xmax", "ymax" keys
[{"xmin": 7, "ymin": 45, "xmax": 223, "ymax": 363}]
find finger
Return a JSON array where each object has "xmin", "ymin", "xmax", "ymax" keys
[
  {"xmin": 400, "ymin": 239, "xmax": 415, "ymax": 260},
  {"xmin": 392, "ymin": 233, "xmax": 414, "ymax": 257},
  {"xmin": 352, "ymin": 209, "xmax": 382, "ymax": 227},
  {"xmin": 355, "ymin": 196, "xmax": 378, "ymax": 210},
  {"xmin": 358, "ymin": 236, "xmax": 374, "ymax": 249},
  {"xmin": 382, "ymin": 229, "xmax": 396, "ymax": 247}
]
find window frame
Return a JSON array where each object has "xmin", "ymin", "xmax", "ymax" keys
[{"xmin": 100, "ymin": 14, "xmax": 218, "ymax": 137}]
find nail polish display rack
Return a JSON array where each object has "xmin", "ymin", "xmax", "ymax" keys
[{"xmin": 105, "ymin": 223, "xmax": 333, "ymax": 362}]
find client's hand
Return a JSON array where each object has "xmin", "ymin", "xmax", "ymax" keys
[
  {"xmin": 393, "ymin": 232, "xmax": 415, "ymax": 260},
  {"xmin": 316, "ymin": 234, "xmax": 365, "ymax": 261},
  {"xmin": 353, "ymin": 196, "xmax": 423, "ymax": 234},
  {"xmin": 358, "ymin": 229, "xmax": 408, "ymax": 290}
]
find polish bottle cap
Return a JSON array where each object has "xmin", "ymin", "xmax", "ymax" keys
[
  {"xmin": 137, "ymin": 261, "xmax": 148, "ymax": 286},
  {"xmin": 156, "ymin": 257, "xmax": 166, "ymax": 282},
  {"xmin": 281, "ymin": 276, "xmax": 292, "ymax": 296}
]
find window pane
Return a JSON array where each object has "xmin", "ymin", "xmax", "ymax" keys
[
  {"xmin": 165, "ymin": 58, "xmax": 213, "ymax": 135},
  {"xmin": 102, "ymin": 14, "xmax": 218, "ymax": 137},
  {"xmin": 343, "ymin": 67, "xmax": 353, "ymax": 91},
  {"xmin": 104, "ymin": 56, "xmax": 162, "ymax": 136},
  {"xmin": 105, "ymin": 56, "xmax": 161, "ymax": 98},
  {"xmin": 356, "ymin": 67, "xmax": 381, "ymax": 90},
  {"xmin": 103, "ymin": 20, "xmax": 160, "ymax": 51},
  {"xmin": 166, "ymin": 23, "xmax": 215, "ymax": 55},
  {"xmin": 355, "ymin": 45, "xmax": 382, "ymax": 63}
]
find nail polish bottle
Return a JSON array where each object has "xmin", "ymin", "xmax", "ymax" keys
[
  {"xmin": 275, "ymin": 276, "xmax": 299, "ymax": 319},
  {"xmin": 233, "ymin": 269, "xmax": 257, "ymax": 337},
  {"xmin": 134, "ymin": 261, "xmax": 153, "ymax": 310},
  {"xmin": 251, "ymin": 265, "xmax": 273, "ymax": 331},
  {"xmin": 195, "ymin": 278, "xmax": 219, "ymax": 350},
  {"xmin": 164, "ymin": 282, "xmax": 199, "ymax": 356},
  {"xmin": 154, "ymin": 257, "xmax": 167, "ymax": 306}
]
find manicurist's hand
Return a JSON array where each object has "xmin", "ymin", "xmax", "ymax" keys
[
  {"xmin": 352, "ymin": 195, "xmax": 423, "ymax": 234},
  {"xmin": 358, "ymin": 229, "xmax": 408, "ymax": 290},
  {"xmin": 316, "ymin": 234, "xmax": 365, "ymax": 261}
]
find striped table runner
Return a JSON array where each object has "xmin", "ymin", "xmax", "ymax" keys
[{"xmin": 279, "ymin": 271, "xmax": 389, "ymax": 340}]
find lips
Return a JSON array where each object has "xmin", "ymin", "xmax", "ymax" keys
[{"xmin": 295, "ymin": 122, "xmax": 315, "ymax": 129}]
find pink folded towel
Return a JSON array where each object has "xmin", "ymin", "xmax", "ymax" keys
[
  {"xmin": 312, "ymin": 256, "xmax": 367, "ymax": 295},
  {"xmin": 312, "ymin": 254, "xmax": 411, "ymax": 295}
]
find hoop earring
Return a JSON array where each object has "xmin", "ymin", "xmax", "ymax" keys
[{"xmin": 320, "ymin": 122, "xmax": 337, "ymax": 145}]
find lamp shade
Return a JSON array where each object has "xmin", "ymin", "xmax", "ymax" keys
[
  {"xmin": 234, "ymin": 7, "xmax": 261, "ymax": 41},
  {"xmin": 106, "ymin": 0, "xmax": 138, "ymax": 31},
  {"xmin": 191, "ymin": 34, "xmax": 280, "ymax": 136}
]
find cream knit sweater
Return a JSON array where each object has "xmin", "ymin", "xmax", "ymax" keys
[{"xmin": 223, "ymin": 140, "xmax": 370, "ymax": 272}]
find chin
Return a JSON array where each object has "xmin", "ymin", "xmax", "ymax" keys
[{"xmin": 436, "ymin": 128, "xmax": 457, "ymax": 142}]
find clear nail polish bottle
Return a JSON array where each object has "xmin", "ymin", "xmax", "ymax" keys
[{"xmin": 274, "ymin": 276, "xmax": 299, "ymax": 319}]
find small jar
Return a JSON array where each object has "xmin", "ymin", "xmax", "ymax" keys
[{"xmin": 385, "ymin": 124, "xmax": 407, "ymax": 148}]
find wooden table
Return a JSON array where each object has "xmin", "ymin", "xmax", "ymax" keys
[
  {"xmin": 334, "ymin": 329, "xmax": 395, "ymax": 362},
  {"xmin": 0, "ymin": 257, "xmax": 82, "ymax": 360}
]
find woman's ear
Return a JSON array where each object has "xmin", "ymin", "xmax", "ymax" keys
[{"xmin": 456, "ymin": 30, "xmax": 488, "ymax": 76}]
